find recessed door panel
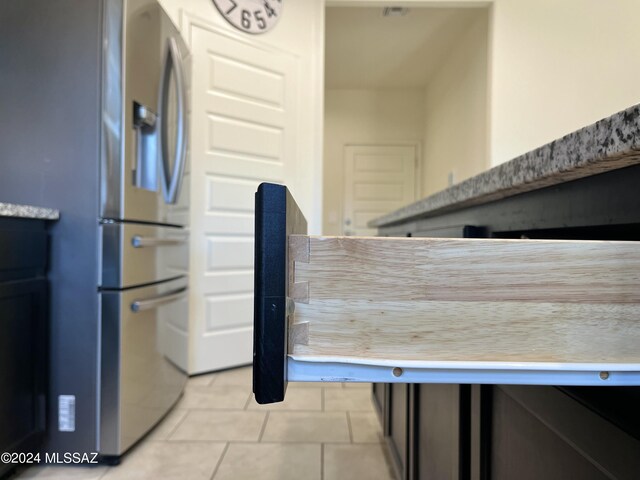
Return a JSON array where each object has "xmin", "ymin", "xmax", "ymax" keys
[{"xmin": 344, "ymin": 145, "xmax": 417, "ymax": 236}]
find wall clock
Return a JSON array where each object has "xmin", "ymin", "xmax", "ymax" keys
[{"xmin": 212, "ymin": 0, "xmax": 283, "ymax": 34}]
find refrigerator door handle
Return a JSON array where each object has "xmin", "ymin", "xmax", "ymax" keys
[
  {"xmin": 131, "ymin": 235, "xmax": 187, "ymax": 248},
  {"xmin": 158, "ymin": 37, "xmax": 188, "ymax": 205},
  {"xmin": 131, "ymin": 287, "xmax": 188, "ymax": 313}
]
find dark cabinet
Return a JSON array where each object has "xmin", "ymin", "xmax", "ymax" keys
[
  {"xmin": 374, "ymin": 164, "xmax": 640, "ymax": 480},
  {"xmin": 0, "ymin": 280, "xmax": 47, "ymax": 454},
  {"xmin": 487, "ymin": 386, "xmax": 640, "ymax": 480},
  {"xmin": 0, "ymin": 218, "xmax": 49, "ymax": 478}
]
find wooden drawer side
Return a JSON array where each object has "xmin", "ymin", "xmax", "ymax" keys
[{"xmin": 288, "ymin": 235, "xmax": 640, "ymax": 368}]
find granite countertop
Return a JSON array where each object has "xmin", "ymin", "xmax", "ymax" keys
[
  {"xmin": 369, "ymin": 104, "xmax": 640, "ymax": 228},
  {"xmin": 0, "ymin": 203, "xmax": 59, "ymax": 220}
]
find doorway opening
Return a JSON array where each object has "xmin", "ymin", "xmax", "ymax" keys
[{"xmin": 323, "ymin": 4, "xmax": 491, "ymax": 235}]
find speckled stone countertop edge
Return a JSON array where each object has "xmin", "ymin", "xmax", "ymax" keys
[
  {"xmin": 369, "ymin": 104, "xmax": 640, "ymax": 228},
  {"xmin": 0, "ymin": 203, "xmax": 60, "ymax": 220}
]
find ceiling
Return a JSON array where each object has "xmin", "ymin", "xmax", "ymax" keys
[{"xmin": 325, "ymin": 7, "xmax": 486, "ymax": 89}]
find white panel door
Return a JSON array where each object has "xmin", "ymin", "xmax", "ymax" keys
[
  {"xmin": 189, "ymin": 25, "xmax": 298, "ymax": 373},
  {"xmin": 343, "ymin": 145, "xmax": 417, "ymax": 236}
]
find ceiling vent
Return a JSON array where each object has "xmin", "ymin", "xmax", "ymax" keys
[{"xmin": 382, "ymin": 7, "xmax": 409, "ymax": 17}]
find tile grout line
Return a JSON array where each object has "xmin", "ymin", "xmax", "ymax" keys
[
  {"xmin": 346, "ymin": 411, "xmax": 354, "ymax": 443},
  {"xmin": 247, "ymin": 409, "xmax": 325, "ymax": 413},
  {"xmin": 97, "ymin": 465, "xmax": 109, "ymax": 480},
  {"xmin": 157, "ymin": 439, "xmax": 355, "ymax": 445},
  {"xmin": 183, "ymin": 406, "xmax": 325, "ymax": 412},
  {"xmin": 178, "ymin": 406, "xmax": 375, "ymax": 413},
  {"xmin": 201, "ymin": 374, "xmax": 217, "ymax": 387},
  {"xmin": 257, "ymin": 411, "xmax": 270, "ymax": 442},
  {"xmin": 185, "ymin": 386, "xmax": 251, "ymax": 392},
  {"xmin": 209, "ymin": 442, "xmax": 230, "ymax": 480},
  {"xmin": 205, "ymin": 374, "xmax": 217, "ymax": 387},
  {"xmin": 321, "ymin": 388, "xmax": 325, "ymax": 412},
  {"xmin": 164, "ymin": 409, "xmax": 191, "ymax": 441},
  {"xmin": 243, "ymin": 391, "xmax": 253, "ymax": 410},
  {"xmin": 320, "ymin": 443, "xmax": 325, "ymax": 480}
]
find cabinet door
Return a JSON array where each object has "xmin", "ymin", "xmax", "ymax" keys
[
  {"xmin": 415, "ymin": 384, "xmax": 469, "ymax": 480},
  {"xmin": 486, "ymin": 386, "xmax": 640, "ymax": 480},
  {"xmin": 387, "ymin": 383, "xmax": 409, "ymax": 479},
  {"xmin": 253, "ymin": 184, "xmax": 640, "ymax": 404},
  {"xmin": 0, "ymin": 278, "xmax": 46, "ymax": 474}
]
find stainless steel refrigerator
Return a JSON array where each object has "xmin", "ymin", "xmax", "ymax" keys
[{"xmin": 0, "ymin": 0, "xmax": 190, "ymax": 457}]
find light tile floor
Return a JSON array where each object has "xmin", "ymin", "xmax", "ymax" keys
[{"xmin": 13, "ymin": 366, "xmax": 396, "ymax": 480}]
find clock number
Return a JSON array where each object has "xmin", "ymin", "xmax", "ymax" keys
[
  {"xmin": 255, "ymin": 10, "xmax": 266, "ymax": 30},
  {"xmin": 264, "ymin": 2, "xmax": 277, "ymax": 18},
  {"xmin": 214, "ymin": 0, "xmax": 280, "ymax": 33},
  {"xmin": 241, "ymin": 9, "xmax": 251, "ymax": 29},
  {"xmin": 225, "ymin": 0, "xmax": 237, "ymax": 15}
]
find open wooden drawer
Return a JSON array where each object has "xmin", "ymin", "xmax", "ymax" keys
[{"xmin": 253, "ymin": 183, "xmax": 640, "ymax": 404}]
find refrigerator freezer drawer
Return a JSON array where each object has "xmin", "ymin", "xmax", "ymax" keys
[
  {"xmin": 102, "ymin": 222, "xmax": 188, "ymax": 288},
  {"xmin": 100, "ymin": 276, "xmax": 188, "ymax": 456}
]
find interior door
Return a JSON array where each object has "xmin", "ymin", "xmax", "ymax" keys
[
  {"xmin": 254, "ymin": 183, "xmax": 640, "ymax": 404},
  {"xmin": 343, "ymin": 145, "xmax": 417, "ymax": 236},
  {"xmin": 188, "ymin": 26, "xmax": 298, "ymax": 373}
]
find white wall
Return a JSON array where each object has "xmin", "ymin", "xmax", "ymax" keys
[
  {"xmin": 159, "ymin": 0, "xmax": 325, "ymax": 232},
  {"xmin": 422, "ymin": 11, "xmax": 489, "ymax": 195},
  {"xmin": 330, "ymin": 0, "xmax": 640, "ymax": 168},
  {"xmin": 489, "ymin": 0, "xmax": 640, "ymax": 165},
  {"xmin": 323, "ymin": 89, "xmax": 425, "ymax": 234}
]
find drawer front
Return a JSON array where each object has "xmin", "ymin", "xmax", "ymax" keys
[
  {"xmin": 102, "ymin": 222, "xmax": 188, "ymax": 288},
  {"xmin": 100, "ymin": 276, "xmax": 188, "ymax": 455}
]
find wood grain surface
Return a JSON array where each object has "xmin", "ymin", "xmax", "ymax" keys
[{"xmin": 288, "ymin": 235, "xmax": 640, "ymax": 365}]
